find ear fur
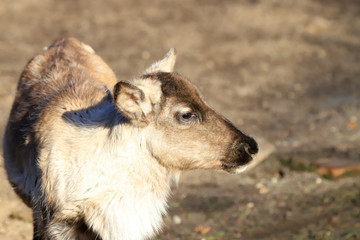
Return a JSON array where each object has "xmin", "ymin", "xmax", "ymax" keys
[
  {"xmin": 143, "ymin": 48, "xmax": 177, "ymax": 74},
  {"xmin": 114, "ymin": 81, "xmax": 148, "ymax": 126}
]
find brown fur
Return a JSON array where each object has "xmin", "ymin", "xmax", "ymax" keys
[
  {"xmin": 3, "ymin": 38, "xmax": 258, "ymax": 240},
  {"xmin": 4, "ymin": 38, "xmax": 117, "ymax": 238}
]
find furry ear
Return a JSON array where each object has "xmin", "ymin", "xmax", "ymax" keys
[
  {"xmin": 113, "ymin": 81, "xmax": 148, "ymax": 126},
  {"xmin": 143, "ymin": 48, "xmax": 177, "ymax": 74}
]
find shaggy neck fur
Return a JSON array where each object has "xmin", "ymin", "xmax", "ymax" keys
[{"xmin": 43, "ymin": 103, "xmax": 176, "ymax": 240}]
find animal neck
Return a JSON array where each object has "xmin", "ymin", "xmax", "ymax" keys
[{"xmin": 106, "ymin": 124, "xmax": 175, "ymax": 198}]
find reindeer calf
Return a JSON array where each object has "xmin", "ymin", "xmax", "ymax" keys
[{"xmin": 3, "ymin": 38, "xmax": 258, "ymax": 240}]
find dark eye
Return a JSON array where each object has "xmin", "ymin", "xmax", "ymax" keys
[
  {"xmin": 178, "ymin": 112, "xmax": 198, "ymax": 125},
  {"xmin": 182, "ymin": 112, "xmax": 194, "ymax": 120}
]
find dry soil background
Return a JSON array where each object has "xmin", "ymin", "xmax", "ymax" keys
[{"xmin": 0, "ymin": 0, "xmax": 359, "ymax": 239}]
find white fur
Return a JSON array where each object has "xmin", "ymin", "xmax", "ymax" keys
[
  {"xmin": 235, "ymin": 165, "xmax": 248, "ymax": 174},
  {"xmin": 143, "ymin": 48, "xmax": 177, "ymax": 74},
  {"xmin": 43, "ymin": 100, "xmax": 175, "ymax": 240},
  {"xmin": 4, "ymin": 41, "xmax": 256, "ymax": 240}
]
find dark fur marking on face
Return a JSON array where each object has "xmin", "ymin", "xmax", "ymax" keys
[
  {"xmin": 141, "ymin": 72, "xmax": 195, "ymax": 98},
  {"xmin": 142, "ymin": 72, "xmax": 207, "ymax": 121}
]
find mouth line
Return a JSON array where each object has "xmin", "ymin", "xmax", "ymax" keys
[
  {"xmin": 221, "ymin": 162, "xmax": 239, "ymax": 169},
  {"xmin": 221, "ymin": 162, "xmax": 250, "ymax": 174},
  {"xmin": 221, "ymin": 154, "xmax": 254, "ymax": 170}
]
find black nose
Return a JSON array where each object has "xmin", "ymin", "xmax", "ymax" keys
[
  {"xmin": 233, "ymin": 135, "xmax": 258, "ymax": 165},
  {"xmin": 244, "ymin": 136, "xmax": 258, "ymax": 155},
  {"xmin": 221, "ymin": 134, "xmax": 258, "ymax": 170}
]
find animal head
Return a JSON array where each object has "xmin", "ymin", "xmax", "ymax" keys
[{"xmin": 113, "ymin": 49, "xmax": 258, "ymax": 173}]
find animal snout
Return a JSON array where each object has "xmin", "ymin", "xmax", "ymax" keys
[
  {"xmin": 236, "ymin": 135, "xmax": 259, "ymax": 159},
  {"xmin": 237, "ymin": 143, "xmax": 255, "ymax": 164},
  {"xmin": 222, "ymin": 135, "xmax": 258, "ymax": 171},
  {"xmin": 241, "ymin": 135, "xmax": 258, "ymax": 156},
  {"xmin": 232, "ymin": 135, "xmax": 258, "ymax": 165}
]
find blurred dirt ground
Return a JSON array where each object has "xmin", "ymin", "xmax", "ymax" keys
[{"xmin": 0, "ymin": 0, "xmax": 359, "ymax": 239}]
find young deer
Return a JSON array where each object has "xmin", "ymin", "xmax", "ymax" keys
[{"xmin": 3, "ymin": 38, "xmax": 258, "ymax": 240}]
